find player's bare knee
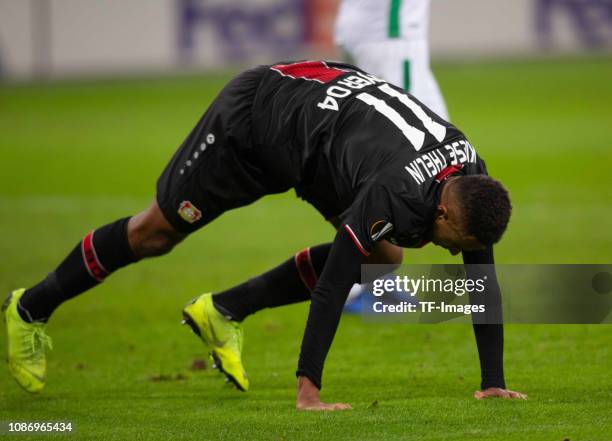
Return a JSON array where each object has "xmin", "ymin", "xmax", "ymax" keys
[
  {"xmin": 127, "ymin": 200, "xmax": 185, "ymax": 258},
  {"xmin": 128, "ymin": 224, "xmax": 183, "ymax": 258},
  {"xmin": 140, "ymin": 230, "xmax": 181, "ymax": 257}
]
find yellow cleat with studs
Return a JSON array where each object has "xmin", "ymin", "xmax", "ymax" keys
[
  {"xmin": 182, "ymin": 293, "xmax": 249, "ymax": 391},
  {"xmin": 2, "ymin": 289, "xmax": 52, "ymax": 393}
]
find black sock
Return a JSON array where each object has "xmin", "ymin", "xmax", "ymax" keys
[
  {"xmin": 18, "ymin": 217, "xmax": 137, "ymax": 322},
  {"xmin": 213, "ymin": 243, "xmax": 332, "ymax": 321}
]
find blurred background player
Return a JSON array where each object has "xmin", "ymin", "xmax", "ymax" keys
[{"xmin": 335, "ymin": 0, "xmax": 449, "ymax": 119}]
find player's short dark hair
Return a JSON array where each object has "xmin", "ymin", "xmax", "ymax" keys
[{"xmin": 454, "ymin": 175, "xmax": 512, "ymax": 246}]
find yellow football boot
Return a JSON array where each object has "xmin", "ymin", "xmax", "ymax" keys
[
  {"xmin": 2, "ymin": 289, "xmax": 52, "ymax": 393},
  {"xmin": 182, "ymin": 293, "xmax": 249, "ymax": 391}
]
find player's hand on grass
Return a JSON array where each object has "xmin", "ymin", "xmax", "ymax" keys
[
  {"xmin": 474, "ymin": 387, "xmax": 527, "ymax": 400},
  {"xmin": 297, "ymin": 401, "xmax": 353, "ymax": 411},
  {"xmin": 296, "ymin": 376, "xmax": 353, "ymax": 411}
]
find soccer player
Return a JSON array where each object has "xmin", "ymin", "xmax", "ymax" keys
[
  {"xmin": 335, "ymin": 0, "xmax": 448, "ymax": 118},
  {"xmin": 3, "ymin": 61, "xmax": 526, "ymax": 409}
]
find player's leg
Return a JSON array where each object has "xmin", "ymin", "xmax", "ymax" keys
[
  {"xmin": 338, "ymin": 0, "xmax": 449, "ymax": 120},
  {"xmin": 5, "ymin": 65, "xmax": 269, "ymax": 393},
  {"xmin": 18, "ymin": 200, "xmax": 183, "ymax": 322},
  {"xmin": 182, "ymin": 243, "xmax": 330, "ymax": 392},
  {"xmin": 3, "ymin": 200, "xmax": 184, "ymax": 393},
  {"xmin": 183, "ymin": 224, "xmax": 401, "ymax": 391},
  {"xmin": 345, "ymin": 39, "xmax": 448, "ymax": 120},
  {"xmin": 182, "ymin": 235, "xmax": 401, "ymax": 391},
  {"xmin": 208, "ymin": 238, "xmax": 402, "ymax": 322},
  {"xmin": 341, "ymin": 41, "xmax": 402, "ymax": 89},
  {"xmin": 397, "ymin": 0, "xmax": 449, "ymax": 119},
  {"xmin": 181, "ymin": 241, "xmax": 332, "ymax": 392},
  {"xmin": 402, "ymin": 40, "xmax": 449, "ymax": 120},
  {"xmin": 200, "ymin": 212, "xmax": 402, "ymax": 322},
  {"xmin": 211, "ymin": 244, "xmax": 331, "ymax": 322},
  {"xmin": 173, "ymin": 65, "xmax": 288, "ymax": 391}
]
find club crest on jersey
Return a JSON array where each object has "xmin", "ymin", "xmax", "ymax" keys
[{"xmin": 178, "ymin": 201, "xmax": 202, "ymax": 224}]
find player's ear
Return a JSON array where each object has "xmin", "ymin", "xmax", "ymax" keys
[{"xmin": 436, "ymin": 204, "xmax": 448, "ymax": 221}]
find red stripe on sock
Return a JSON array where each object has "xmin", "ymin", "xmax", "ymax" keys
[
  {"xmin": 81, "ymin": 231, "xmax": 109, "ymax": 282},
  {"xmin": 295, "ymin": 248, "xmax": 318, "ymax": 292}
]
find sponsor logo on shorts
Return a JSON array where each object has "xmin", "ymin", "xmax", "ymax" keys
[{"xmin": 178, "ymin": 201, "xmax": 202, "ymax": 224}]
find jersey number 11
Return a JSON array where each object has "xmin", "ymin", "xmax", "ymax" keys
[{"xmin": 356, "ymin": 83, "xmax": 446, "ymax": 151}]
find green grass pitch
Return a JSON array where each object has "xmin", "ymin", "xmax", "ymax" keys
[{"xmin": 1, "ymin": 57, "xmax": 611, "ymax": 440}]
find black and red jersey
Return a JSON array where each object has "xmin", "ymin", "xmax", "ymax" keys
[{"xmin": 251, "ymin": 61, "xmax": 488, "ymax": 254}]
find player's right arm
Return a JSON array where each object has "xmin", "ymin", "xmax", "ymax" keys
[{"xmin": 463, "ymin": 247, "xmax": 527, "ymax": 400}]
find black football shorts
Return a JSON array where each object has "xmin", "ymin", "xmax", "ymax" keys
[{"xmin": 156, "ymin": 66, "xmax": 280, "ymax": 234}]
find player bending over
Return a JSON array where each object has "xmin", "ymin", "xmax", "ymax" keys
[{"xmin": 3, "ymin": 61, "xmax": 526, "ymax": 410}]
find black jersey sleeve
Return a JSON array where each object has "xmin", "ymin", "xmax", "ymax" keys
[
  {"xmin": 296, "ymin": 182, "xmax": 419, "ymax": 388},
  {"xmin": 463, "ymin": 246, "xmax": 506, "ymax": 389},
  {"xmin": 296, "ymin": 226, "xmax": 366, "ymax": 389},
  {"xmin": 341, "ymin": 183, "xmax": 396, "ymax": 255}
]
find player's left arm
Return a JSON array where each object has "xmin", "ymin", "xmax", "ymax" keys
[
  {"xmin": 463, "ymin": 246, "xmax": 527, "ymax": 400},
  {"xmin": 295, "ymin": 225, "xmax": 366, "ymax": 411},
  {"xmin": 296, "ymin": 183, "xmax": 394, "ymax": 410}
]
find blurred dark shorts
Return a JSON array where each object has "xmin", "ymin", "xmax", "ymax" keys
[{"xmin": 156, "ymin": 66, "xmax": 278, "ymax": 234}]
